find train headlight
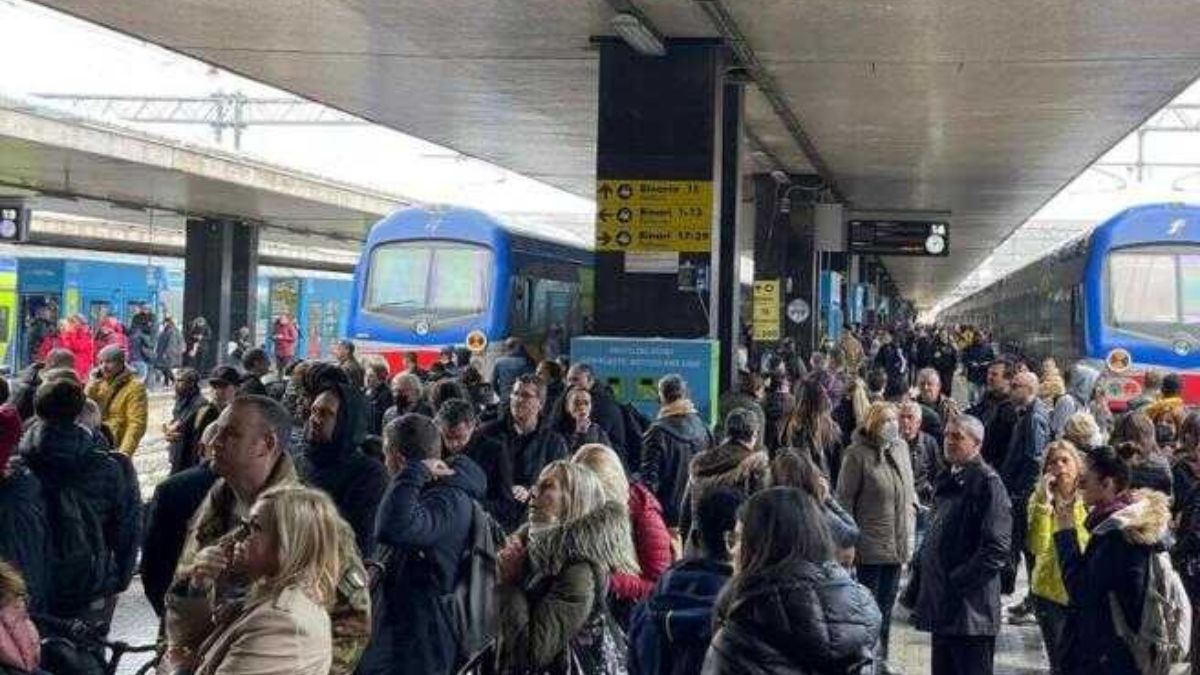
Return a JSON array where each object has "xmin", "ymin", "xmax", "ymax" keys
[{"xmin": 1173, "ymin": 338, "xmax": 1193, "ymax": 357}]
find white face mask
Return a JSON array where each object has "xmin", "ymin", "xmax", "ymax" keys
[{"xmin": 879, "ymin": 420, "xmax": 901, "ymax": 443}]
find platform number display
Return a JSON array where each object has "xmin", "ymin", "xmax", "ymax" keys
[{"xmin": 0, "ymin": 204, "xmax": 29, "ymax": 242}]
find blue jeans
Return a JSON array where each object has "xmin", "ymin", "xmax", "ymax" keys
[{"xmin": 857, "ymin": 563, "xmax": 902, "ymax": 661}]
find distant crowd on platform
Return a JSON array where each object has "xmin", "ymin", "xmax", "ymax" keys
[{"xmin": 0, "ymin": 317, "xmax": 1194, "ymax": 675}]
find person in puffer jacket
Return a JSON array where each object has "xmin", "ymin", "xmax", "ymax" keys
[
  {"xmin": 642, "ymin": 375, "xmax": 715, "ymax": 530},
  {"xmin": 629, "ymin": 487, "xmax": 744, "ymax": 675},
  {"xmin": 703, "ymin": 487, "xmax": 882, "ymax": 674},
  {"xmin": 572, "ymin": 444, "xmax": 671, "ymax": 612}
]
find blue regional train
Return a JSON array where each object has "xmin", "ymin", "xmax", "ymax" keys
[
  {"xmin": 348, "ymin": 207, "xmax": 593, "ymax": 371},
  {"xmin": 942, "ymin": 203, "xmax": 1200, "ymax": 407},
  {"xmin": 0, "ymin": 246, "xmax": 352, "ymax": 371}
]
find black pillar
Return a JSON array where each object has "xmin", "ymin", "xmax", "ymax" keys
[
  {"xmin": 593, "ymin": 39, "xmax": 727, "ymax": 339},
  {"xmin": 752, "ymin": 174, "xmax": 822, "ymax": 360},
  {"xmin": 716, "ymin": 82, "xmax": 744, "ymax": 394},
  {"xmin": 184, "ymin": 218, "xmax": 258, "ymax": 373}
]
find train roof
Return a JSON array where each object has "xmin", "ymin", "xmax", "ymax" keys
[
  {"xmin": 945, "ymin": 202, "xmax": 1200, "ymax": 313},
  {"xmin": 366, "ymin": 206, "xmax": 592, "ymax": 251}
]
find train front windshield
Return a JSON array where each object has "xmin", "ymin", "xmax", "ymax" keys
[
  {"xmin": 1107, "ymin": 246, "xmax": 1200, "ymax": 336},
  {"xmin": 365, "ymin": 241, "xmax": 492, "ymax": 320}
]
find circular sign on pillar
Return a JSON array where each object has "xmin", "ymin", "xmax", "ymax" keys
[{"xmin": 786, "ymin": 299, "xmax": 811, "ymax": 324}]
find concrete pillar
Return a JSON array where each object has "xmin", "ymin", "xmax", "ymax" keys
[
  {"xmin": 184, "ymin": 218, "xmax": 258, "ymax": 373},
  {"xmin": 751, "ymin": 174, "xmax": 823, "ymax": 360},
  {"xmin": 592, "ymin": 40, "xmax": 730, "ymax": 340},
  {"xmin": 715, "ymin": 83, "xmax": 745, "ymax": 393}
]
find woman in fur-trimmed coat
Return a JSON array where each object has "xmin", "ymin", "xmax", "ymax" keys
[{"xmin": 497, "ymin": 461, "xmax": 639, "ymax": 673}]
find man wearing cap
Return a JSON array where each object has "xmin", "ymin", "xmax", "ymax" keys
[
  {"xmin": 185, "ymin": 366, "xmax": 242, "ymax": 472},
  {"xmin": 85, "ymin": 344, "xmax": 149, "ymax": 455}
]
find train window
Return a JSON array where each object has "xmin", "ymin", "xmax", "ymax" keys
[
  {"xmin": 1183, "ymin": 255, "xmax": 1200, "ymax": 324},
  {"xmin": 365, "ymin": 242, "xmax": 492, "ymax": 318},
  {"xmin": 1109, "ymin": 252, "xmax": 1177, "ymax": 323}
]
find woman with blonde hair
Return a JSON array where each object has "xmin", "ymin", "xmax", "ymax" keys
[
  {"xmin": 497, "ymin": 460, "xmax": 637, "ymax": 672},
  {"xmin": 1062, "ymin": 411, "xmax": 1104, "ymax": 456},
  {"xmin": 1027, "ymin": 439, "xmax": 1088, "ymax": 674},
  {"xmin": 573, "ymin": 444, "xmax": 668, "ymax": 609},
  {"xmin": 0, "ymin": 562, "xmax": 38, "ymax": 675},
  {"xmin": 186, "ymin": 485, "xmax": 342, "ymax": 675},
  {"xmin": 836, "ymin": 400, "xmax": 915, "ymax": 673}
]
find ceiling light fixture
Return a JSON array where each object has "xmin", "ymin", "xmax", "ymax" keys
[{"xmin": 612, "ymin": 13, "xmax": 666, "ymax": 57}]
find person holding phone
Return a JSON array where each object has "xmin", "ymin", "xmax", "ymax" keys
[{"xmin": 1026, "ymin": 439, "xmax": 1089, "ymax": 673}]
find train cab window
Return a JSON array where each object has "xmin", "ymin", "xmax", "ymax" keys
[
  {"xmin": 365, "ymin": 241, "xmax": 492, "ymax": 319},
  {"xmin": 1107, "ymin": 247, "xmax": 1200, "ymax": 328}
]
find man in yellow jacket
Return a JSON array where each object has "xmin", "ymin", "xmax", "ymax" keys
[{"xmin": 86, "ymin": 344, "xmax": 149, "ymax": 455}]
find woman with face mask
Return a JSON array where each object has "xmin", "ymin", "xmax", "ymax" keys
[
  {"xmin": 836, "ymin": 401, "xmax": 916, "ymax": 675},
  {"xmin": 495, "ymin": 460, "xmax": 639, "ymax": 673}
]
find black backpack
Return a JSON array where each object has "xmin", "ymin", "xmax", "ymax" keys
[
  {"xmin": 44, "ymin": 481, "xmax": 112, "ymax": 614},
  {"xmin": 443, "ymin": 500, "xmax": 505, "ymax": 666}
]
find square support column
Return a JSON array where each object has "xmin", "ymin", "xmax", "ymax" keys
[
  {"xmin": 592, "ymin": 40, "xmax": 730, "ymax": 340},
  {"xmin": 184, "ymin": 218, "xmax": 258, "ymax": 373}
]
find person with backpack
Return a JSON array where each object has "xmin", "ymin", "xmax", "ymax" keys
[
  {"xmin": 358, "ymin": 414, "xmax": 489, "ymax": 675},
  {"xmin": 20, "ymin": 379, "xmax": 137, "ymax": 626},
  {"xmin": 629, "ymin": 488, "xmax": 742, "ymax": 675},
  {"xmin": 1055, "ymin": 446, "xmax": 1187, "ymax": 675}
]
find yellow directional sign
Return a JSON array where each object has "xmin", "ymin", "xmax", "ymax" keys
[
  {"xmin": 753, "ymin": 279, "xmax": 781, "ymax": 342},
  {"xmin": 595, "ymin": 179, "xmax": 713, "ymax": 252}
]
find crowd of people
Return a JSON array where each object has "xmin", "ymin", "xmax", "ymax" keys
[{"xmin": 0, "ymin": 320, "xmax": 1193, "ymax": 675}]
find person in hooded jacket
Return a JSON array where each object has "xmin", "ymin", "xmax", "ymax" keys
[
  {"xmin": 1054, "ymin": 448, "xmax": 1172, "ymax": 675},
  {"xmin": 471, "ymin": 373, "xmax": 568, "ymax": 532},
  {"xmin": 358, "ymin": 414, "xmax": 487, "ymax": 675},
  {"xmin": 294, "ymin": 363, "xmax": 389, "ymax": 557},
  {"xmin": 837, "ymin": 401, "xmax": 915, "ymax": 672},
  {"xmin": 497, "ymin": 461, "xmax": 639, "ymax": 672},
  {"xmin": 642, "ymin": 374, "xmax": 714, "ymax": 530},
  {"xmin": 85, "ymin": 345, "xmax": 149, "ymax": 455},
  {"xmin": 573, "ymin": 443, "xmax": 671, "ymax": 611},
  {"xmin": 21, "ymin": 379, "xmax": 138, "ymax": 622},
  {"xmin": 703, "ymin": 487, "xmax": 882, "ymax": 675},
  {"xmin": 1047, "ymin": 364, "xmax": 1100, "ymax": 439},
  {"xmin": 678, "ymin": 409, "xmax": 768, "ymax": 545},
  {"xmin": 629, "ymin": 487, "xmax": 743, "ymax": 675}
]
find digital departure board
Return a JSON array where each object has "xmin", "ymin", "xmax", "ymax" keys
[{"xmin": 847, "ymin": 219, "xmax": 949, "ymax": 256}]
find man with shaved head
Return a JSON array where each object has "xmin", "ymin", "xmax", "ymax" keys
[{"xmin": 999, "ymin": 370, "xmax": 1051, "ymax": 617}]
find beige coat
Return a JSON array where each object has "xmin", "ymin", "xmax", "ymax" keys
[
  {"xmin": 836, "ymin": 429, "xmax": 916, "ymax": 565},
  {"xmin": 194, "ymin": 586, "xmax": 331, "ymax": 675}
]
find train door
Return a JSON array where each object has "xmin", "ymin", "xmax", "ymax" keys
[{"xmin": 18, "ymin": 294, "xmax": 60, "ymax": 368}]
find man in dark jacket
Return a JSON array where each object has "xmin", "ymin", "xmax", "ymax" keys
[
  {"xmin": 11, "ymin": 348, "xmax": 75, "ymax": 422},
  {"xmin": 333, "ymin": 339, "xmax": 366, "ymax": 389},
  {"xmin": 383, "ymin": 373, "xmax": 435, "ymax": 429},
  {"xmin": 140, "ymin": 422, "xmax": 219, "ymax": 617},
  {"xmin": 359, "ymin": 414, "xmax": 487, "ymax": 675},
  {"xmin": 364, "ymin": 360, "xmax": 394, "ymax": 436},
  {"xmin": 164, "ymin": 369, "xmax": 207, "ymax": 475},
  {"xmin": 900, "ymin": 400, "xmax": 942, "ymax": 545},
  {"xmin": 1000, "ymin": 371, "xmax": 1050, "ymax": 600},
  {"xmin": 641, "ymin": 375, "xmax": 714, "ymax": 529},
  {"xmin": 966, "ymin": 360, "xmax": 1017, "ymax": 471},
  {"xmin": 295, "ymin": 364, "xmax": 389, "ymax": 556},
  {"xmin": 21, "ymin": 379, "xmax": 139, "ymax": 623},
  {"xmin": 237, "ymin": 348, "xmax": 271, "ymax": 397},
  {"xmin": 629, "ymin": 487, "xmax": 742, "ymax": 675},
  {"xmin": 564, "ymin": 363, "xmax": 627, "ymax": 458},
  {"xmin": 962, "ymin": 333, "xmax": 996, "ymax": 406},
  {"xmin": 873, "ymin": 332, "xmax": 907, "ymax": 394},
  {"xmin": 491, "ymin": 337, "xmax": 533, "ymax": 403},
  {"xmin": 470, "ymin": 373, "xmax": 567, "ymax": 532},
  {"xmin": 915, "ymin": 415, "xmax": 1012, "ymax": 675},
  {"xmin": 1054, "ymin": 448, "xmax": 1167, "ymax": 675}
]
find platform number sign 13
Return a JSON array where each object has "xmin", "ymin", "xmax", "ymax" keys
[{"xmin": 0, "ymin": 205, "xmax": 28, "ymax": 242}]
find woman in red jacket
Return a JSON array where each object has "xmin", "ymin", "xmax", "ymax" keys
[
  {"xmin": 60, "ymin": 315, "xmax": 94, "ymax": 380},
  {"xmin": 573, "ymin": 443, "xmax": 673, "ymax": 612}
]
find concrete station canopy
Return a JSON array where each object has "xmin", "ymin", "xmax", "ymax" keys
[
  {"xmin": 0, "ymin": 98, "xmax": 405, "ymax": 242},
  {"xmin": 28, "ymin": 0, "xmax": 1200, "ymax": 307}
]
